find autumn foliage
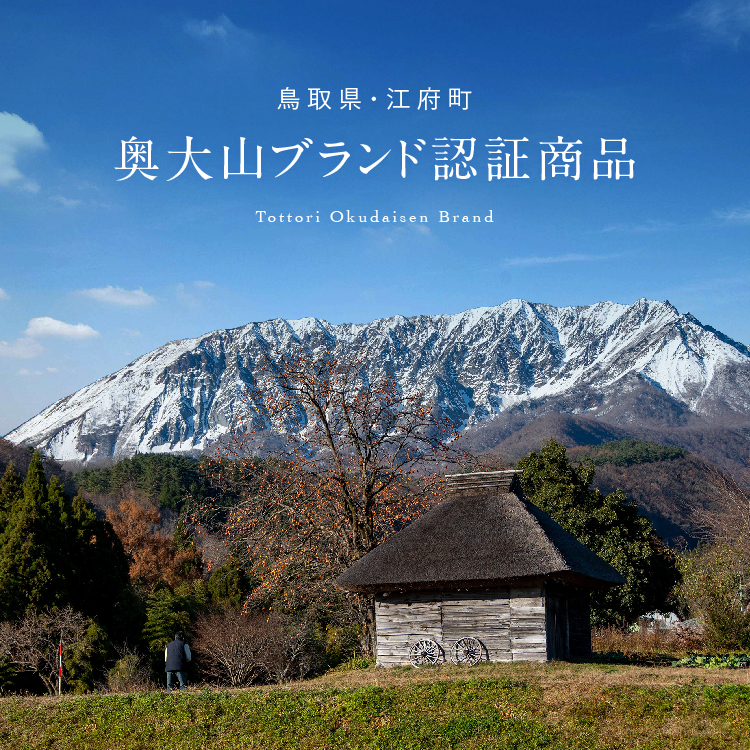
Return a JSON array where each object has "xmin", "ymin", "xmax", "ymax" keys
[
  {"xmin": 197, "ymin": 348, "xmax": 470, "ymax": 649},
  {"xmin": 106, "ymin": 493, "xmax": 202, "ymax": 591}
]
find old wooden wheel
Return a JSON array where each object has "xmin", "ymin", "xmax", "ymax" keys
[
  {"xmin": 409, "ymin": 639, "xmax": 441, "ymax": 667},
  {"xmin": 451, "ymin": 637, "xmax": 483, "ymax": 665}
]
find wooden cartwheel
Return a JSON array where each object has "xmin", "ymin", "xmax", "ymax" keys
[
  {"xmin": 450, "ymin": 637, "xmax": 484, "ymax": 666},
  {"xmin": 409, "ymin": 639, "xmax": 442, "ymax": 667}
]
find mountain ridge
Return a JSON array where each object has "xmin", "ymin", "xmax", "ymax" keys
[{"xmin": 5, "ymin": 298, "xmax": 750, "ymax": 465}]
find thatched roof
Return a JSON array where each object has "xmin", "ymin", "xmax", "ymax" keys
[{"xmin": 336, "ymin": 471, "xmax": 626, "ymax": 593}]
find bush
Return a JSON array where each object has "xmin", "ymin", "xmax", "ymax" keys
[
  {"xmin": 0, "ymin": 656, "xmax": 15, "ymax": 694},
  {"xmin": 672, "ymin": 653, "xmax": 750, "ymax": 668},
  {"xmin": 678, "ymin": 542, "xmax": 750, "ymax": 651},
  {"xmin": 107, "ymin": 646, "xmax": 153, "ymax": 692},
  {"xmin": 193, "ymin": 607, "xmax": 319, "ymax": 685}
]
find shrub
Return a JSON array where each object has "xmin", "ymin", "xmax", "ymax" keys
[
  {"xmin": 678, "ymin": 542, "xmax": 750, "ymax": 651},
  {"xmin": 0, "ymin": 607, "xmax": 89, "ymax": 694},
  {"xmin": 193, "ymin": 607, "xmax": 319, "ymax": 686},
  {"xmin": 106, "ymin": 645, "xmax": 153, "ymax": 692}
]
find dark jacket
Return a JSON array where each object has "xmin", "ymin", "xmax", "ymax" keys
[{"xmin": 164, "ymin": 638, "xmax": 190, "ymax": 672}]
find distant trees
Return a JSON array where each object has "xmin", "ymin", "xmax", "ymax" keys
[
  {"xmin": 574, "ymin": 439, "xmax": 687, "ymax": 467},
  {"xmin": 518, "ymin": 439, "xmax": 681, "ymax": 626},
  {"xmin": 77, "ymin": 453, "xmax": 205, "ymax": 513},
  {"xmin": 105, "ymin": 495, "xmax": 201, "ymax": 591}
]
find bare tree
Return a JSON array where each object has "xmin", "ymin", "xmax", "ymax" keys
[
  {"xmin": 0, "ymin": 607, "xmax": 87, "ymax": 694},
  {"xmin": 193, "ymin": 608, "xmax": 317, "ymax": 685},
  {"xmin": 693, "ymin": 468, "xmax": 750, "ymax": 560},
  {"xmin": 687, "ymin": 468, "xmax": 750, "ymax": 615}
]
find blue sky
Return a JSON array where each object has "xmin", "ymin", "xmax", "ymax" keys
[{"xmin": 1, "ymin": 0, "xmax": 749, "ymax": 435}]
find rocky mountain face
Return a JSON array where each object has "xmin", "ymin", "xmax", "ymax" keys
[{"xmin": 5, "ymin": 299, "xmax": 750, "ymax": 466}]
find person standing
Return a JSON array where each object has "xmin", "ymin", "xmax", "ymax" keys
[{"xmin": 164, "ymin": 631, "xmax": 191, "ymax": 691}]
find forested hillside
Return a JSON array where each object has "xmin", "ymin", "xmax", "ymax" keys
[
  {"xmin": 75, "ymin": 453, "xmax": 208, "ymax": 513},
  {"xmin": 568, "ymin": 440, "xmax": 723, "ymax": 546}
]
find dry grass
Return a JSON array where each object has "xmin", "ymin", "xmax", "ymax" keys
[
  {"xmin": 186, "ymin": 657, "xmax": 750, "ymax": 696},
  {"xmin": 592, "ymin": 624, "xmax": 705, "ymax": 658}
]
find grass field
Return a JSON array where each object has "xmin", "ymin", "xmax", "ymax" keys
[{"xmin": 2, "ymin": 661, "xmax": 750, "ymax": 749}]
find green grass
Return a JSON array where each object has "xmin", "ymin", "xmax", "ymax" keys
[{"xmin": 2, "ymin": 674, "xmax": 750, "ymax": 749}]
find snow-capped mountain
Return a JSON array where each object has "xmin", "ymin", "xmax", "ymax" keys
[{"xmin": 6, "ymin": 299, "xmax": 750, "ymax": 463}]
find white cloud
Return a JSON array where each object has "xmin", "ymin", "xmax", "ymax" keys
[
  {"xmin": 0, "ymin": 287, "xmax": 9, "ymax": 301},
  {"xmin": 193, "ymin": 280, "xmax": 215, "ymax": 288},
  {"xmin": 0, "ymin": 337, "xmax": 44, "ymax": 359},
  {"xmin": 18, "ymin": 366, "xmax": 58, "ymax": 376},
  {"xmin": 504, "ymin": 253, "xmax": 615, "ymax": 267},
  {"xmin": 78, "ymin": 285, "xmax": 156, "ymax": 306},
  {"xmin": 24, "ymin": 317, "xmax": 99, "ymax": 339},
  {"xmin": 0, "ymin": 112, "xmax": 46, "ymax": 192},
  {"xmin": 184, "ymin": 14, "xmax": 250, "ymax": 42},
  {"xmin": 51, "ymin": 195, "xmax": 83, "ymax": 208},
  {"xmin": 714, "ymin": 206, "xmax": 750, "ymax": 223},
  {"xmin": 683, "ymin": 0, "xmax": 750, "ymax": 45},
  {"xmin": 120, "ymin": 328, "xmax": 141, "ymax": 338}
]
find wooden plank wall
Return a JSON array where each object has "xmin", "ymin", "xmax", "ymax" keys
[
  {"xmin": 375, "ymin": 586, "xmax": 546, "ymax": 666},
  {"xmin": 442, "ymin": 590, "xmax": 510, "ymax": 662},
  {"xmin": 510, "ymin": 587, "xmax": 547, "ymax": 661},
  {"xmin": 375, "ymin": 592, "xmax": 444, "ymax": 667}
]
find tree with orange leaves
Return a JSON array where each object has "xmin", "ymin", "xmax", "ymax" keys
[
  {"xmin": 106, "ymin": 492, "xmax": 202, "ymax": 591},
  {"xmin": 199, "ymin": 348, "xmax": 470, "ymax": 652}
]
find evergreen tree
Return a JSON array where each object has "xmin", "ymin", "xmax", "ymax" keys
[
  {"xmin": 0, "ymin": 452, "xmax": 56, "ymax": 618},
  {"xmin": 518, "ymin": 438, "xmax": 681, "ymax": 626},
  {"xmin": 0, "ymin": 461, "xmax": 23, "ymax": 530},
  {"xmin": 172, "ymin": 520, "xmax": 203, "ymax": 582},
  {"xmin": 207, "ymin": 563, "xmax": 254, "ymax": 609},
  {"xmin": 63, "ymin": 620, "xmax": 110, "ymax": 694},
  {"xmin": 142, "ymin": 580, "xmax": 208, "ymax": 656},
  {"xmin": 0, "ymin": 451, "xmax": 130, "ymax": 627},
  {"xmin": 142, "ymin": 588, "xmax": 191, "ymax": 656},
  {"xmin": 66, "ymin": 493, "xmax": 130, "ymax": 632}
]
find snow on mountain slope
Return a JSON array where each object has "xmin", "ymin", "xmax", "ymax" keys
[{"xmin": 6, "ymin": 299, "xmax": 750, "ymax": 462}]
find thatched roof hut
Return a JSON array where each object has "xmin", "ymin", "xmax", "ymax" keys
[{"xmin": 336, "ymin": 470, "xmax": 625, "ymax": 665}]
